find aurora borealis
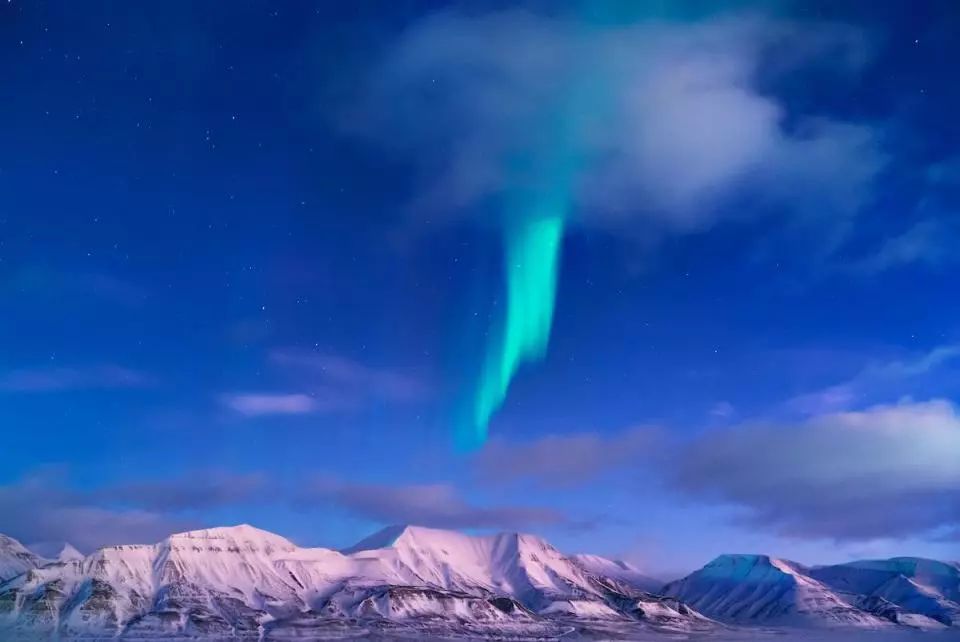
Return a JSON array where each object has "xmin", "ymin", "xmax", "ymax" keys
[
  {"xmin": 461, "ymin": 0, "xmax": 783, "ymax": 446},
  {"xmin": 467, "ymin": 215, "xmax": 564, "ymax": 448}
]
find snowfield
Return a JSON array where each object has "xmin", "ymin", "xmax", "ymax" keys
[{"xmin": 0, "ymin": 524, "xmax": 956, "ymax": 640}]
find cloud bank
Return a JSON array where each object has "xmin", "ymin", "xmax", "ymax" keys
[
  {"xmin": 472, "ymin": 399, "xmax": 960, "ymax": 542},
  {"xmin": 670, "ymin": 399, "xmax": 960, "ymax": 540}
]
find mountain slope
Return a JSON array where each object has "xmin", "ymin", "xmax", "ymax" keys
[{"xmin": 662, "ymin": 554, "xmax": 888, "ymax": 628}]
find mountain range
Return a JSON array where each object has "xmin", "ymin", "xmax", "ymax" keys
[{"xmin": 0, "ymin": 524, "xmax": 956, "ymax": 640}]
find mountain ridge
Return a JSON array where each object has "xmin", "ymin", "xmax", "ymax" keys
[{"xmin": 0, "ymin": 524, "xmax": 956, "ymax": 639}]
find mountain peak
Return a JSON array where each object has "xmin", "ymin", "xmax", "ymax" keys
[
  {"xmin": 57, "ymin": 542, "xmax": 84, "ymax": 562},
  {"xmin": 0, "ymin": 533, "xmax": 30, "ymax": 552},
  {"xmin": 341, "ymin": 523, "xmax": 411, "ymax": 553},
  {"xmin": 343, "ymin": 524, "xmax": 504, "ymax": 554},
  {"xmin": 701, "ymin": 553, "xmax": 807, "ymax": 580},
  {"xmin": 167, "ymin": 524, "xmax": 296, "ymax": 551}
]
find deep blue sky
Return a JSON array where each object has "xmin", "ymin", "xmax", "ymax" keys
[{"xmin": 1, "ymin": 1, "xmax": 958, "ymax": 575}]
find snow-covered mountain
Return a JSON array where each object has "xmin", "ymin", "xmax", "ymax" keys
[
  {"xmin": 0, "ymin": 524, "xmax": 708, "ymax": 639},
  {"xmin": 0, "ymin": 526, "xmax": 956, "ymax": 639},
  {"xmin": 810, "ymin": 557, "xmax": 960, "ymax": 627},
  {"xmin": 662, "ymin": 553, "xmax": 954, "ymax": 630}
]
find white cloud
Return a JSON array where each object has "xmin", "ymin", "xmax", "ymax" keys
[
  {"xmin": 221, "ymin": 392, "xmax": 320, "ymax": 416},
  {"xmin": 269, "ymin": 349, "xmax": 429, "ymax": 402},
  {"xmin": 670, "ymin": 399, "xmax": 960, "ymax": 539},
  {"xmin": 787, "ymin": 344, "xmax": 960, "ymax": 414},
  {"xmin": 473, "ymin": 398, "xmax": 960, "ymax": 541},
  {"xmin": 350, "ymin": 9, "xmax": 884, "ymax": 245}
]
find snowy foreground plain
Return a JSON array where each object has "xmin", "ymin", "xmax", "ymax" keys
[{"xmin": 1, "ymin": 524, "xmax": 957, "ymax": 640}]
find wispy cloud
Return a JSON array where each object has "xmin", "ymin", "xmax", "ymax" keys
[
  {"xmin": 220, "ymin": 392, "xmax": 325, "ymax": 416},
  {"xmin": 301, "ymin": 478, "xmax": 571, "ymax": 531},
  {"xmin": 0, "ymin": 365, "xmax": 153, "ymax": 392},
  {"xmin": 847, "ymin": 219, "xmax": 952, "ymax": 275},
  {"xmin": 710, "ymin": 401, "xmax": 736, "ymax": 419},
  {"xmin": 9, "ymin": 266, "xmax": 148, "ymax": 306},
  {"xmin": 269, "ymin": 349, "xmax": 430, "ymax": 403},
  {"xmin": 221, "ymin": 349, "xmax": 431, "ymax": 417},
  {"xmin": 787, "ymin": 343, "xmax": 960, "ymax": 414}
]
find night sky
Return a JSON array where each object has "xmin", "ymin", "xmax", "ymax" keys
[{"xmin": 2, "ymin": 1, "xmax": 959, "ymax": 576}]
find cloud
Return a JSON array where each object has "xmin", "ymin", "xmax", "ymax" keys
[
  {"xmin": 848, "ymin": 219, "xmax": 953, "ymax": 274},
  {"xmin": 347, "ymin": 9, "xmax": 884, "ymax": 247},
  {"xmin": 0, "ymin": 365, "xmax": 153, "ymax": 392},
  {"xmin": 220, "ymin": 392, "xmax": 325, "ymax": 416},
  {"xmin": 787, "ymin": 344, "xmax": 960, "ymax": 414},
  {"xmin": 221, "ymin": 350, "xmax": 430, "ymax": 417},
  {"xmin": 8, "ymin": 266, "xmax": 148, "ymax": 306},
  {"xmin": 668, "ymin": 399, "xmax": 960, "ymax": 540},
  {"xmin": 710, "ymin": 401, "xmax": 736, "ymax": 419},
  {"xmin": 269, "ymin": 349, "xmax": 430, "ymax": 403},
  {"xmin": 0, "ymin": 471, "xmax": 269, "ymax": 551},
  {"xmin": 473, "ymin": 397, "xmax": 960, "ymax": 541},
  {"xmin": 475, "ymin": 427, "xmax": 657, "ymax": 488},
  {"xmin": 0, "ymin": 473, "xmax": 193, "ymax": 551},
  {"xmin": 302, "ymin": 478, "xmax": 571, "ymax": 531},
  {"xmin": 95, "ymin": 472, "xmax": 268, "ymax": 512}
]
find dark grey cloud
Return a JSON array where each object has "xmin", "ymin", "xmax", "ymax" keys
[
  {"xmin": 0, "ymin": 474, "xmax": 194, "ymax": 552},
  {"xmin": 302, "ymin": 478, "xmax": 571, "ymax": 531},
  {"xmin": 348, "ymin": 9, "xmax": 885, "ymax": 252},
  {"xmin": 0, "ymin": 471, "xmax": 268, "ymax": 551},
  {"xmin": 0, "ymin": 470, "xmax": 574, "ymax": 551},
  {"xmin": 94, "ymin": 472, "xmax": 268, "ymax": 512}
]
